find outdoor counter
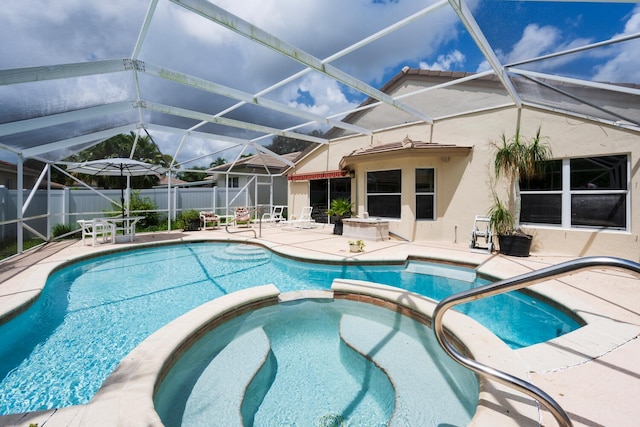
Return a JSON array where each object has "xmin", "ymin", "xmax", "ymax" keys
[{"xmin": 342, "ymin": 218, "xmax": 389, "ymax": 242}]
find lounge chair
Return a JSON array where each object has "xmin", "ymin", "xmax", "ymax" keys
[
  {"xmin": 77, "ymin": 219, "xmax": 113, "ymax": 246},
  {"xmin": 283, "ymin": 206, "xmax": 314, "ymax": 229},
  {"xmin": 200, "ymin": 211, "xmax": 220, "ymax": 229},
  {"xmin": 261, "ymin": 205, "xmax": 285, "ymax": 226},
  {"xmin": 234, "ymin": 207, "xmax": 251, "ymax": 228}
]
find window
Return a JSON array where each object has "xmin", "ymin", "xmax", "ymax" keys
[
  {"xmin": 367, "ymin": 169, "xmax": 401, "ymax": 218},
  {"xmin": 228, "ymin": 177, "xmax": 239, "ymax": 188},
  {"xmin": 415, "ymin": 168, "xmax": 435, "ymax": 220},
  {"xmin": 521, "ymin": 155, "xmax": 628, "ymax": 230}
]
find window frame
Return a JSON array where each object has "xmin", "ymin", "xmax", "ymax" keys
[
  {"xmin": 415, "ymin": 168, "xmax": 436, "ymax": 221},
  {"xmin": 520, "ymin": 155, "xmax": 629, "ymax": 231},
  {"xmin": 228, "ymin": 176, "xmax": 239, "ymax": 188},
  {"xmin": 366, "ymin": 169, "xmax": 402, "ymax": 219}
]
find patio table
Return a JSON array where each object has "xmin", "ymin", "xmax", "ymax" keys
[{"xmin": 97, "ymin": 216, "xmax": 145, "ymax": 243}]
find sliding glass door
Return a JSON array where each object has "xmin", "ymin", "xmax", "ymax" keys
[{"xmin": 309, "ymin": 178, "xmax": 351, "ymax": 223}]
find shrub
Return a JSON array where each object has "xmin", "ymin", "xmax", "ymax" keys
[{"xmin": 52, "ymin": 223, "xmax": 80, "ymax": 239}]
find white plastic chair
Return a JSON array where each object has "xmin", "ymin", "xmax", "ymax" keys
[
  {"xmin": 284, "ymin": 206, "xmax": 314, "ymax": 229},
  {"xmin": 77, "ymin": 219, "xmax": 113, "ymax": 246},
  {"xmin": 261, "ymin": 205, "xmax": 285, "ymax": 226}
]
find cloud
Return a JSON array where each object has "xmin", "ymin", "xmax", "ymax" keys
[
  {"xmin": 280, "ymin": 74, "xmax": 361, "ymax": 119},
  {"xmin": 476, "ymin": 6, "xmax": 640, "ymax": 84},
  {"xmin": 476, "ymin": 23, "xmax": 592, "ymax": 73},
  {"xmin": 593, "ymin": 5, "xmax": 640, "ymax": 82},
  {"xmin": 419, "ymin": 50, "xmax": 465, "ymax": 71},
  {"xmin": 0, "ymin": 0, "xmax": 147, "ymax": 67}
]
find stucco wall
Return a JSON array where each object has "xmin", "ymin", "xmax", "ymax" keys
[{"xmin": 289, "ymin": 104, "xmax": 640, "ymax": 259}]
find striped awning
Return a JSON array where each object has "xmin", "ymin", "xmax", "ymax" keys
[{"xmin": 287, "ymin": 170, "xmax": 348, "ymax": 181}]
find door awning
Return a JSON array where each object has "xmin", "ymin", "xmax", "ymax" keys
[{"xmin": 287, "ymin": 170, "xmax": 348, "ymax": 181}]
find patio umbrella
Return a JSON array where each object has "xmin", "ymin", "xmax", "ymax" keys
[{"xmin": 66, "ymin": 158, "xmax": 168, "ymax": 217}]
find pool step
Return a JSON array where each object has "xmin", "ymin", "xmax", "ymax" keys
[
  {"xmin": 218, "ymin": 244, "xmax": 271, "ymax": 262},
  {"xmin": 181, "ymin": 327, "xmax": 271, "ymax": 426},
  {"xmin": 339, "ymin": 314, "xmax": 477, "ymax": 426},
  {"xmin": 405, "ymin": 260, "xmax": 476, "ymax": 282}
]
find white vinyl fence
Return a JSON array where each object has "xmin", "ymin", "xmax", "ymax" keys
[{"xmin": 0, "ymin": 185, "xmax": 260, "ymax": 243}]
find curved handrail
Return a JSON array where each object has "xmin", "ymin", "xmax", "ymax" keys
[
  {"xmin": 432, "ymin": 256, "xmax": 640, "ymax": 427},
  {"xmin": 224, "ymin": 207, "xmax": 258, "ymax": 238}
]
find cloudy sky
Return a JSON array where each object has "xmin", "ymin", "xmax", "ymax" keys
[{"xmin": 0, "ymin": 0, "xmax": 638, "ymax": 167}]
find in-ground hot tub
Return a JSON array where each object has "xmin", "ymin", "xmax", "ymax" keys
[{"xmin": 153, "ymin": 291, "xmax": 478, "ymax": 427}]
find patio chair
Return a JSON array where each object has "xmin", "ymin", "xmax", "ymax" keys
[
  {"xmin": 234, "ymin": 207, "xmax": 251, "ymax": 228},
  {"xmin": 261, "ymin": 205, "xmax": 285, "ymax": 226},
  {"xmin": 77, "ymin": 219, "xmax": 113, "ymax": 246},
  {"xmin": 283, "ymin": 206, "xmax": 314, "ymax": 229},
  {"xmin": 199, "ymin": 211, "xmax": 220, "ymax": 229}
]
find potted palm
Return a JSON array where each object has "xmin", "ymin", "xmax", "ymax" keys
[
  {"xmin": 490, "ymin": 127, "xmax": 552, "ymax": 256},
  {"xmin": 326, "ymin": 198, "xmax": 353, "ymax": 235}
]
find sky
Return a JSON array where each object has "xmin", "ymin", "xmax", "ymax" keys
[{"xmin": 0, "ymin": 0, "xmax": 638, "ymax": 167}]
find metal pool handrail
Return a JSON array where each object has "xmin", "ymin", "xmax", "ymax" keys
[
  {"xmin": 224, "ymin": 207, "xmax": 258, "ymax": 238},
  {"xmin": 432, "ymin": 256, "xmax": 640, "ymax": 427}
]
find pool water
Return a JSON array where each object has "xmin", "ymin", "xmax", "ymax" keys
[
  {"xmin": 154, "ymin": 299, "xmax": 478, "ymax": 427},
  {"xmin": 0, "ymin": 242, "xmax": 581, "ymax": 415}
]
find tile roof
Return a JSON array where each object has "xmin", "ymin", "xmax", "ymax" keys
[{"xmin": 344, "ymin": 137, "xmax": 471, "ymax": 157}]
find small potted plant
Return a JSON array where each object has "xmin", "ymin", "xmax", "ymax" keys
[
  {"xmin": 178, "ymin": 209, "xmax": 201, "ymax": 231},
  {"xmin": 326, "ymin": 198, "xmax": 353, "ymax": 235},
  {"xmin": 348, "ymin": 239, "xmax": 365, "ymax": 253}
]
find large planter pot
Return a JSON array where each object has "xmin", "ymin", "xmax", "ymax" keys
[
  {"xmin": 497, "ymin": 234, "xmax": 532, "ymax": 257},
  {"xmin": 333, "ymin": 218, "xmax": 343, "ymax": 235}
]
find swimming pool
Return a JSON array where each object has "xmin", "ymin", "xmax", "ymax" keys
[
  {"xmin": 154, "ymin": 298, "xmax": 478, "ymax": 426},
  {"xmin": 0, "ymin": 242, "xmax": 581, "ymax": 415}
]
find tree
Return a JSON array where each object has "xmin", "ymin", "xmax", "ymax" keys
[
  {"xmin": 177, "ymin": 166, "xmax": 208, "ymax": 182},
  {"xmin": 64, "ymin": 132, "xmax": 173, "ymax": 189},
  {"xmin": 264, "ymin": 129, "xmax": 323, "ymax": 154},
  {"xmin": 210, "ymin": 157, "xmax": 226, "ymax": 168}
]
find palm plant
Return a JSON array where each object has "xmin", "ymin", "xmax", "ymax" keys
[
  {"xmin": 326, "ymin": 197, "xmax": 353, "ymax": 235},
  {"xmin": 326, "ymin": 198, "xmax": 353, "ymax": 219},
  {"xmin": 492, "ymin": 126, "xmax": 552, "ymax": 234}
]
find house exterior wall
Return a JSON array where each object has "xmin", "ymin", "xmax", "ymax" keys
[{"xmin": 290, "ymin": 102, "xmax": 640, "ymax": 259}]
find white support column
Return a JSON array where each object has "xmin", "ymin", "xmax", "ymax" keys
[
  {"xmin": 167, "ymin": 174, "xmax": 172, "ymax": 231},
  {"xmin": 47, "ymin": 163, "xmax": 51, "ymax": 240},
  {"xmin": 16, "ymin": 155, "xmax": 23, "ymax": 253}
]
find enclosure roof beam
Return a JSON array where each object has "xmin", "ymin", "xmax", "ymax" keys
[
  {"xmin": 171, "ymin": 0, "xmax": 433, "ymax": 124},
  {"xmin": 448, "ymin": 0, "xmax": 522, "ymax": 108},
  {"xmin": 0, "ymin": 59, "xmax": 131, "ymax": 86},
  {"xmin": 212, "ymin": 0, "xmax": 448, "ymax": 122},
  {"xmin": 509, "ymin": 68, "xmax": 640, "ymax": 96},
  {"xmin": 132, "ymin": 0, "xmax": 159, "ymax": 60},
  {"xmin": 0, "ymin": 101, "xmax": 134, "ymax": 138},
  {"xmin": 141, "ymin": 101, "xmax": 328, "ymax": 145},
  {"xmin": 22, "ymin": 124, "xmax": 137, "ymax": 158},
  {"xmin": 142, "ymin": 62, "xmax": 372, "ymax": 136},
  {"xmin": 144, "ymin": 123, "xmax": 250, "ymax": 145}
]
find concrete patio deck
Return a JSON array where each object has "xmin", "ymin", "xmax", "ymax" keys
[{"xmin": 0, "ymin": 223, "xmax": 638, "ymax": 426}]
